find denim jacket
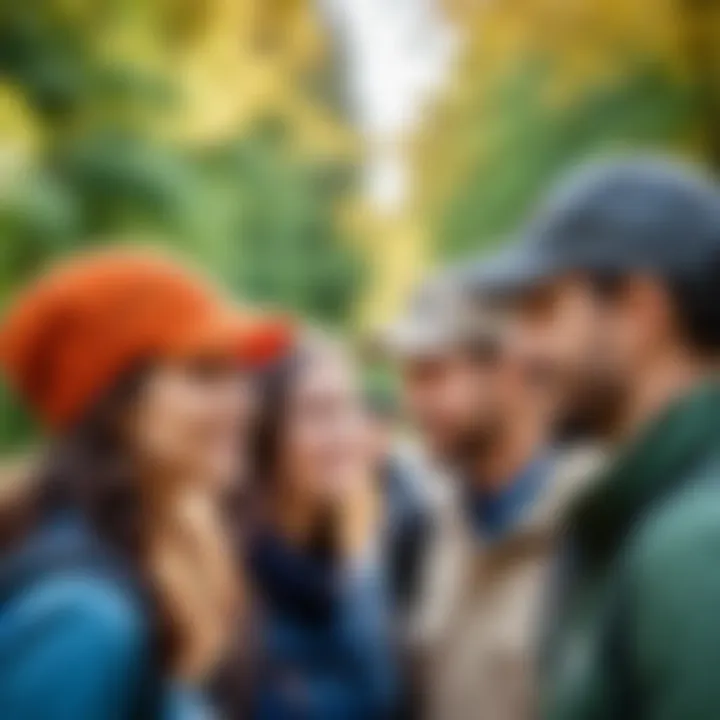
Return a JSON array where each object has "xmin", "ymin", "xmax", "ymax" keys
[
  {"xmin": 248, "ymin": 529, "xmax": 397, "ymax": 720},
  {"xmin": 0, "ymin": 515, "xmax": 208, "ymax": 719}
]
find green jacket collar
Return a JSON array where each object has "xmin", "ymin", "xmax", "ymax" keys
[{"xmin": 569, "ymin": 380, "xmax": 720, "ymax": 562}]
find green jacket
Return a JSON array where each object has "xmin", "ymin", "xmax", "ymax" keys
[{"xmin": 542, "ymin": 382, "xmax": 720, "ymax": 720}]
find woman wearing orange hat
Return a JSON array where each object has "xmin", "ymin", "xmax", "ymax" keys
[{"xmin": 0, "ymin": 249, "xmax": 292, "ymax": 719}]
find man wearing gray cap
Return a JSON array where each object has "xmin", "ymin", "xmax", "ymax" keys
[
  {"xmin": 383, "ymin": 271, "xmax": 508, "ymax": 465},
  {"xmin": 466, "ymin": 156, "xmax": 720, "ymax": 720},
  {"xmin": 383, "ymin": 269, "xmax": 593, "ymax": 720}
]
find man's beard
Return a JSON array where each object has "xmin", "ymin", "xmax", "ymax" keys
[
  {"xmin": 445, "ymin": 418, "xmax": 503, "ymax": 471},
  {"xmin": 554, "ymin": 374, "xmax": 627, "ymax": 443}
]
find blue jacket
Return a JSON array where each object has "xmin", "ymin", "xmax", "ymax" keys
[
  {"xmin": 0, "ymin": 516, "xmax": 206, "ymax": 720},
  {"xmin": 248, "ymin": 529, "xmax": 397, "ymax": 720}
]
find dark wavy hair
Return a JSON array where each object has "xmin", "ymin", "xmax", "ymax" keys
[
  {"xmin": 213, "ymin": 346, "xmax": 342, "ymax": 720},
  {"xmin": 248, "ymin": 346, "xmax": 339, "ymax": 563},
  {"xmin": 36, "ymin": 370, "xmax": 146, "ymax": 550},
  {"xmin": 1, "ymin": 366, "xmax": 177, "ymax": 667}
]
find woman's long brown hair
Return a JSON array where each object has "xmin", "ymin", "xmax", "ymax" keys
[
  {"xmin": 249, "ymin": 348, "xmax": 342, "ymax": 563},
  {"xmin": 249, "ymin": 336, "xmax": 380, "ymax": 562},
  {"xmin": 1, "ymin": 368, "xmax": 189, "ymax": 670}
]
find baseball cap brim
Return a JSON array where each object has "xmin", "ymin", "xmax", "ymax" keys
[
  {"xmin": 380, "ymin": 318, "xmax": 460, "ymax": 358},
  {"xmin": 462, "ymin": 239, "xmax": 565, "ymax": 300},
  {"xmin": 171, "ymin": 310, "xmax": 295, "ymax": 368}
]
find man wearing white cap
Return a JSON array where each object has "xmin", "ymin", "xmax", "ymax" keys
[{"xmin": 384, "ymin": 268, "xmax": 596, "ymax": 720}]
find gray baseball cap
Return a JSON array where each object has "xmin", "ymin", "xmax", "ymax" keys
[
  {"xmin": 463, "ymin": 156, "xmax": 720, "ymax": 297},
  {"xmin": 381, "ymin": 267, "xmax": 503, "ymax": 358}
]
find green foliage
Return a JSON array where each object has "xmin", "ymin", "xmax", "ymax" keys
[
  {"xmin": 0, "ymin": 2, "xmax": 365, "ymax": 452},
  {"xmin": 0, "ymin": 3, "xmax": 172, "ymax": 127},
  {"xmin": 438, "ymin": 64, "xmax": 699, "ymax": 259}
]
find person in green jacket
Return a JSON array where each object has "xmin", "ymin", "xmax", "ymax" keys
[{"xmin": 464, "ymin": 156, "xmax": 720, "ymax": 720}]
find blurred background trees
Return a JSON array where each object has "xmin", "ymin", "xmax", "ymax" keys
[
  {"xmin": 2, "ymin": 0, "xmax": 720, "ymax": 450},
  {"xmin": 0, "ymin": 0, "xmax": 364, "ymax": 448},
  {"xmin": 414, "ymin": 0, "xmax": 720, "ymax": 261},
  {"xmin": 0, "ymin": 0, "xmax": 363, "ymax": 323}
]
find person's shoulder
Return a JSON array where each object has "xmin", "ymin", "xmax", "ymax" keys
[
  {"xmin": 534, "ymin": 444, "xmax": 606, "ymax": 528},
  {"xmin": 551, "ymin": 444, "xmax": 606, "ymax": 497},
  {"xmin": 3, "ymin": 569, "xmax": 148, "ymax": 654},
  {"xmin": 390, "ymin": 439, "xmax": 455, "ymax": 509},
  {"xmin": 630, "ymin": 455, "xmax": 720, "ymax": 581},
  {"xmin": 0, "ymin": 556, "xmax": 155, "ymax": 716}
]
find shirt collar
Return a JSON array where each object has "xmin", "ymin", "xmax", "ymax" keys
[
  {"xmin": 466, "ymin": 449, "xmax": 555, "ymax": 542},
  {"xmin": 569, "ymin": 380, "xmax": 720, "ymax": 562}
]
